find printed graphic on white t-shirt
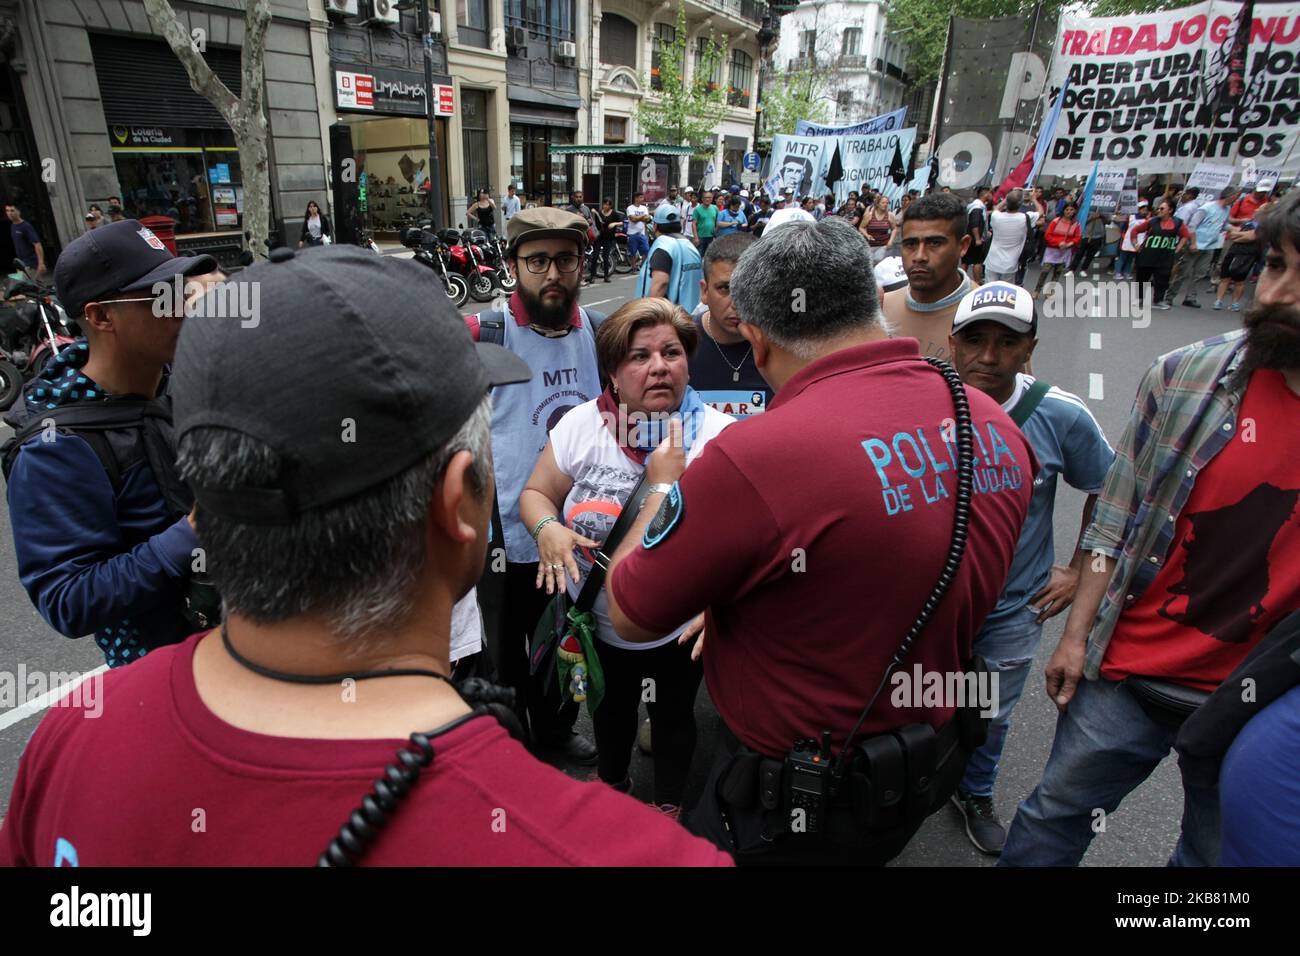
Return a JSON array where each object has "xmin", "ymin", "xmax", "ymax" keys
[{"xmin": 549, "ymin": 399, "xmax": 732, "ymax": 650}]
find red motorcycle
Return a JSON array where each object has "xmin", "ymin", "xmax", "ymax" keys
[{"xmin": 438, "ymin": 229, "xmax": 499, "ymax": 303}]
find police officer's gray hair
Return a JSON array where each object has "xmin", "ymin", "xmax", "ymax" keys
[
  {"xmin": 176, "ymin": 396, "xmax": 492, "ymax": 647},
  {"xmin": 730, "ymin": 217, "xmax": 881, "ymax": 358}
]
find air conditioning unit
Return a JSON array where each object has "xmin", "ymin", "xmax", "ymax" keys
[
  {"xmin": 327, "ymin": 0, "xmax": 359, "ymax": 15},
  {"xmin": 556, "ymin": 40, "xmax": 577, "ymax": 61},
  {"xmin": 506, "ymin": 26, "xmax": 528, "ymax": 52},
  {"xmin": 371, "ymin": 0, "xmax": 401, "ymax": 25}
]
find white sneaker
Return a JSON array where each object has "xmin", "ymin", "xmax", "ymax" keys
[
  {"xmin": 1064, "ymin": 271, "xmax": 1074, "ymax": 277},
  {"xmin": 1154, "ymin": 302, "xmax": 1172, "ymax": 310}
]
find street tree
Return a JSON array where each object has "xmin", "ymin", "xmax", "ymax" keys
[{"xmin": 636, "ymin": 1, "xmax": 729, "ymax": 160}]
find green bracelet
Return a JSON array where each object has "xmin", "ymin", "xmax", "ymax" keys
[{"xmin": 531, "ymin": 515, "xmax": 558, "ymax": 540}]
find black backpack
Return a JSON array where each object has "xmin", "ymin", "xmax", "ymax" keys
[{"xmin": 2, "ymin": 398, "xmax": 193, "ymax": 514}]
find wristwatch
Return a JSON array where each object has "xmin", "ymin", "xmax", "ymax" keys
[{"xmin": 640, "ymin": 483, "xmax": 674, "ymax": 510}]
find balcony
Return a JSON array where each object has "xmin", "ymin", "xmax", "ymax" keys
[
  {"xmin": 698, "ymin": 0, "xmax": 770, "ymax": 24},
  {"xmin": 727, "ymin": 86, "xmax": 752, "ymax": 108},
  {"xmin": 789, "ymin": 54, "xmax": 816, "ymax": 71},
  {"xmin": 837, "ymin": 54, "xmax": 867, "ymax": 69}
]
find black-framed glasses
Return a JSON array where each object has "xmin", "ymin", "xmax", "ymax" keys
[{"xmin": 519, "ymin": 253, "xmax": 582, "ymax": 275}]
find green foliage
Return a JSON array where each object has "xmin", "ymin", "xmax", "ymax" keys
[
  {"xmin": 1088, "ymin": 0, "xmax": 1190, "ymax": 16},
  {"xmin": 636, "ymin": 2, "xmax": 730, "ymax": 159},
  {"xmin": 759, "ymin": 65, "xmax": 830, "ymax": 138}
]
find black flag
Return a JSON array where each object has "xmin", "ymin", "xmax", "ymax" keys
[
  {"xmin": 889, "ymin": 139, "xmax": 907, "ymax": 186},
  {"xmin": 825, "ymin": 143, "xmax": 844, "ymax": 189}
]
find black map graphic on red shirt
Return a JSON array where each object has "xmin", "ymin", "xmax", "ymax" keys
[{"xmin": 1158, "ymin": 483, "xmax": 1300, "ymax": 643}]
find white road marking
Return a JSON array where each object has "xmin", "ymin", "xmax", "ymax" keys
[
  {"xmin": 0, "ymin": 664, "xmax": 109, "ymax": 732},
  {"xmin": 1089, "ymin": 373, "xmax": 1104, "ymax": 400},
  {"xmin": 1090, "ymin": 332, "xmax": 1102, "ymax": 350}
]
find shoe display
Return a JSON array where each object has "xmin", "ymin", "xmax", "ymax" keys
[{"xmin": 951, "ymin": 790, "xmax": 1006, "ymax": 855}]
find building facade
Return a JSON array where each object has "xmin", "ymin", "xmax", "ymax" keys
[
  {"xmin": 590, "ymin": 0, "xmax": 765, "ymax": 199},
  {"xmin": 772, "ymin": 0, "xmax": 908, "ymax": 127},
  {"xmin": 3, "ymin": 0, "xmax": 327, "ymax": 267}
]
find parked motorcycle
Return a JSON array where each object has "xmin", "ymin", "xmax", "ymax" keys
[
  {"xmin": 477, "ymin": 232, "xmax": 517, "ymax": 294},
  {"xmin": 439, "ymin": 229, "xmax": 498, "ymax": 303},
  {"xmin": 402, "ymin": 227, "xmax": 469, "ymax": 307},
  {"xmin": 0, "ymin": 260, "xmax": 77, "ymax": 410}
]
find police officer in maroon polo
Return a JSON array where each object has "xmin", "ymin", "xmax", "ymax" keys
[{"xmin": 604, "ymin": 216, "xmax": 1036, "ymax": 865}]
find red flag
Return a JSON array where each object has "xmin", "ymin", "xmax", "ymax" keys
[{"xmin": 994, "ymin": 137, "xmax": 1037, "ymax": 201}]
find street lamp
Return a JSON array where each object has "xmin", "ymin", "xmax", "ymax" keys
[{"xmin": 395, "ymin": 0, "xmax": 444, "ymax": 230}]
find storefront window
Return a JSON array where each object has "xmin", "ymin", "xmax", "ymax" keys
[
  {"xmin": 510, "ymin": 124, "xmax": 573, "ymax": 207},
  {"xmin": 111, "ymin": 128, "xmax": 243, "ymax": 235},
  {"xmin": 347, "ymin": 115, "xmax": 450, "ymax": 235}
]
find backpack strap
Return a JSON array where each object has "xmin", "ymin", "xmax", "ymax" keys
[{"xmin": 1009, "ymin": 379, "xmax": 1051, "ymax": 428}]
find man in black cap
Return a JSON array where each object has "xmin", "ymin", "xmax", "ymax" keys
[
  {"xmin": 2, "ymin": 218, "xmax": 221, "ymax": 667},
  {"xmin": 466, "ymin": 206, "xmax": 604, "ymax": 764},
  {"xmin": 0, "ymin": 245, "xmax": 732, "ymax": 868}
]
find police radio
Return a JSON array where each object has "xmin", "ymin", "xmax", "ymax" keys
[{"xmin": 783, "ymin": 730, "xmax": 834, "ymax": 833}]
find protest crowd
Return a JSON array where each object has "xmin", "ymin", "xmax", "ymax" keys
[{"xmin": 0, "ymin": 0, "xmax": 1298, "ymax": 873}]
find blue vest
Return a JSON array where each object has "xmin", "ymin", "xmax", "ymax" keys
[
  {"xmin": 487, "ymin": 298, "xmax": 602, "ymax": 563},
  {"xmin": 1194, "ymin": 202, "xmax": 1229, "ymax": 251},
  {"xmin": 637, "ymin": 235, "xmax": 702, "ymax": 313}
]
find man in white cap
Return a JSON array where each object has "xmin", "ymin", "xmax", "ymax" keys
[
  {"xmin": 681, "ymin": 186, "xmax": 697, "ymax": 243},
  {"xmin": 1230, "ymin": 178, "xmax": 1274, "ymax": 225},
  {"xmin": 945, "ymin": 280, "xmax": 1114, "ymax": 855},
  {"xmin": 760, "ymin": 205, "xmax": 816, "ymax": 237}
]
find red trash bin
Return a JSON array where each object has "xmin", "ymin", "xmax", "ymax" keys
[{"xmin": 138, "ymin": 215, "xmax": 179, "ymax": 255}]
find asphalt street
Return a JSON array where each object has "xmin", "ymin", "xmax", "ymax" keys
[{"xmin": 0, "ymin": 259, "xmax": 1252, "ymax": 866}]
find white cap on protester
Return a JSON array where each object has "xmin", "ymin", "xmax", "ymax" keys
[
  {"xmin": 761, "ymin": 207, "xmax": 816, "ymax": 236},
  {"xmin": 952, "ymin": 281, "xmax": 1038, "ymax": 337},
  {"xmin": 740, "ymin": 189, "xmax": 750, "ymax": 198},
  {"xmin": 1257, "ymin": 178, "xmax": 1276, "ymax": 191},
  {"xmin": 873, "ymin": 256, "xmax": 908, "ymax": 293}
]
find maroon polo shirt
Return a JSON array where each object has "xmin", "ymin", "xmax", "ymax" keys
[{"xmin": 610, "ymin": 338, "xmax": 1036, "ymax": 757}]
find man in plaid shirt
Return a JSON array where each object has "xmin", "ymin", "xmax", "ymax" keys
[{"xmin": 1002, "ymin": 190, "xmax": 1300, "ymax": 867}]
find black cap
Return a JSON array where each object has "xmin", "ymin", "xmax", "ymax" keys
[
  {"xmin": 172, "ymin": 245, "xmax": 530, "ymax": 524},
  {"xmin": 54, "ymin": 218, "xmax": 217, "ymax": 319}
]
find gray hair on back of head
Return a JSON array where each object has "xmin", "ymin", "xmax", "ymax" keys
[{"xmin": 730, "ymin": 216, "xmax": 880, "ymax": 359}]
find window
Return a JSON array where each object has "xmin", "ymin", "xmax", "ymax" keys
[
  {"xmin": 842, "ymin": 28, "xmax": 861, "ymax": 56},
  {"xmin": 695, "ymin": 36, "xmax": 721, "ymax": 88},
  {"xmin": 604, "ymin": 115, "xmax": 627, "ymax": 144},
  {"xmin": 601, "ymin": 15, "xmax": 637, "ymax": 68},
  {"xmin": 461, "ymin": 89, "xmax": 490, "ymax": 198},
  {"xmin": 457, "ymin": 0, "xmax": 489, "ymax": 48},
  {"xmin": 507, "ymin": 0, "xmax": 575, "ymax": 44},
  {"xmin": 799, "ymin": 30, "xmax": 816, "ymax": 60},
  {"xmin": 836, "ymin": 90, "xmax": 853, "ymax": 116},
  {"xmin": 111, "ymin": 129, "xmax": 244, "ymax": 235},
  {"xmin": 651, "ymin": 22, "xmax": 676, "ymax": 91},
  {"xmin": 728, "ymin": 50, "xmax": 752, "ymax": 107}
]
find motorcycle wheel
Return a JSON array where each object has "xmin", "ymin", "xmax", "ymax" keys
[
  {"xmin": 444, "ymin": 273, "xmax": 469, "ymax": 308},
  {"xmin": 613, "ymin": 245, "xmax": 634, "ymax": 274},
  {"xmin": 496, "ymin": 270, "xmax": 517, "ymax": 293},
  {"xmin": 0, "ymin": 358, "xmax": 22, "ymax": 411},
  {"xmin": 468, "ymin": 272, "xmax": 497, "ymax": 303}
]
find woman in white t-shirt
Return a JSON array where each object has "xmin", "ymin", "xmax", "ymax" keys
[
  {"xmin": 520, "ymin": 299, "xmax": 732, "ymax": 816},
  {"xmin": 1116, "ymin": 202, "xmax": 1150, "ymax": 280}
]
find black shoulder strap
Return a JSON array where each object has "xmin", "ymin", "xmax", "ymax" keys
[
  {"xmin": 3, "ymin": 400, "xmax": 154, "ymax": 492},
  {"xmin": 575, "ymin": 472, "xmax": 650, "ymax": 612},
  {"xmin": 1009, "ymin": 379, "xmax": 1051, "ymax": 428}
]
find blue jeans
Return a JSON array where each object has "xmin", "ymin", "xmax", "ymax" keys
[
  {"xmin": 1115, "ymin": 250, "xmax": 1135, "ymax": 276},
  {"xmin": 960, "ymin": 604, "xmax": 1043, "ymax": 797},
  {"xmin": 1000, "ymin": 677, "xmax": 1220, "ymax": 867}
]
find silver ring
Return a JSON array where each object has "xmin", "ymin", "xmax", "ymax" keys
[{"xmin": 549, "ymin": 563, "xmax": 563, "ymax": 570}]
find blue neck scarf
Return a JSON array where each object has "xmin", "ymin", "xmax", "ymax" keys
[{"xmin": 600, "ymin": 384, "xmax": 706, "ymax": 464}]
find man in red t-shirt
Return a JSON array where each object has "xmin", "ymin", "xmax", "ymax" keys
[
  {"xmin": 1002, "ymin": 190, "xmax": 1300, "ymax": 868},
  {"xmin": 0, "ymin": 248, "xmax": 730, "ymax": 868},
  {"xmin": 604, "ymin": 217, "xmax": 1035, "ymax": 865},
  {"xmin": 1228, "ymin": 180, "xmax": 1273, "ymax": 225}
]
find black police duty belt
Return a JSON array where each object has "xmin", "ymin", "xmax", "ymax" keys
[{"xmin": 711, "ymin": 358, "xmax": 988, "ymax": 849}]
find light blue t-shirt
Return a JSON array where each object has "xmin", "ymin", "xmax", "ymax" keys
[
  {"xmin": 717, "ymin": 209, "xmax": 747, "ymax": 236},
  {"xmin": 1192, "ymin": 200, "xmax": 1230, "ymax": 251},
  {"xmin": 988, "ymin": 374, "xmax": 1115, "ymax": 619}
]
